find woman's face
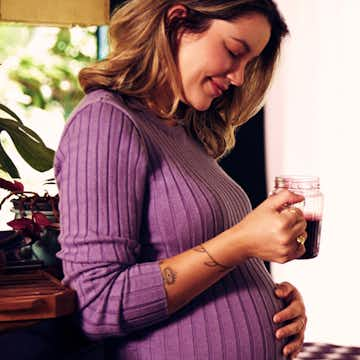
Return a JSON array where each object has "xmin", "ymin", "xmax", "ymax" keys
[{"xmin": 176, "ymin": 12, "xmax": 271, "ymax": 111}]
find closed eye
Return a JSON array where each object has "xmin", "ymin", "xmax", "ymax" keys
[
  {"xmin": 226, "ymin": 47, "xmax": 245, "ymax": 60},
  {"xmin": 227, "ymin": 48, "xmax": 238, "ymax": 59}
]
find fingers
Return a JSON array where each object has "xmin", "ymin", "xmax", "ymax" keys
[
  {"xmin": 275, "ymin": 316, "xmax": 306, "ymax": 340},
  {"xmin": 278, "ymin": 204, "xmax": 307, "ymax": 254},
  {"xmin": 267, "ymin": 190, "xmax": 305, "ymax": 211},
  {"xmin": 282, "ymin": 332, "xmax": 305, "ymax": 358},
  {"xmin": 279, "ymin": 230, "xmax": 306, "ymax": 262},
  {"xmin": 280, "ymin": 206, "xmax": 306, "ymax": 228},
  {"xmin": 273, "ymin": 299, "xmax": 305, "ymax": 323},
  {"xmin": 273, "ymin": 283, "xmax": 306, "ymax": 358},
  {"xmin": 243, "ymin": 191, "xmax": 307, "ymax": 263},
  {"xmin": 294, "ymin": 243, "xmax": 306, "ymax": 258},
  {"xmin": 274, "ymin": 281, "xmax": 295, "ymax": 299},
  {"xmin": 278, "ymin": 208, "xmax": 307, "ymax": 260}
]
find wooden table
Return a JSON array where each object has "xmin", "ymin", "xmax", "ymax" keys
[{"xmin": 0, "ymin": 269, "xmax": 76, "ymax": 332}]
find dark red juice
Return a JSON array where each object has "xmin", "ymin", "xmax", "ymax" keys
[{"xmin": 300, "ymin": 217, "xmax": 322, "ymax": 259}]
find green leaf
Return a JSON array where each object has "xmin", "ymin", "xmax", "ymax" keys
[
  {"xmin": 0, "ymin": 117, "xmax": 46, "ymax": 146},
  {"xmin": 14, "ymin": 119, "xmax": 45, "ymax": 146},
  {"xmin": 0, "ymin": 117, "xmax": 54, "ymax": 173},
  {"xmin": 0, "ymin": 140, "xmax": 20, "ymax": 178},
  {"xmin": 0, "ymin": 104, "xmax": 24, "ymax": 125}
]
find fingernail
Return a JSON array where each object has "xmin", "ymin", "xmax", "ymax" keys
[{"xmin": 273, "ymin": 315, "xmax": 280, "ymax": 323}]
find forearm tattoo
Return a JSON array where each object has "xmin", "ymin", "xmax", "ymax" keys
[
  {"xmin": 194, "ymin": 244, "xmax": 233, "ymax": 272},
  {"xmin": 161, "ymin": 266, "xmax": 177, "ymax": 285}
]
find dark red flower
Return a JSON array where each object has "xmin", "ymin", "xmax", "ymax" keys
[
  {"xmin": 0, "ymin": 178, "xmax": 24, "ymax": 192},
  {"xmin": 32, "ymin": 212, "xmax": 52, "ymax": 227},
  {"xmin": 7, "ymin": 218, "xmax": 42, "ymax": 240},
  {"xmin": 7, "ymin": 218, "xmax": 33, "ymax": 231}
]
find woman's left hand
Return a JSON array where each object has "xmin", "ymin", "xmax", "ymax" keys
[{"xmin": 273, "ymin": 281, "xmax": 307, "ymax": 359}]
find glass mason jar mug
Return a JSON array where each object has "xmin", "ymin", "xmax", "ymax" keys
[{"xmin": 272, "ymin": 175, "xmax": 324, "ymax": 259}]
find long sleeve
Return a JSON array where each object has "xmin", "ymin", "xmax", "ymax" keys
[{"xmin": 54, "ymin": 99, "xmax": 168, "ymax": 339}]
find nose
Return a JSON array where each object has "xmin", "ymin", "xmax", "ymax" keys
[{"xmin": 227, "ymin": 62, "xmax": 245, "ymax": 87}]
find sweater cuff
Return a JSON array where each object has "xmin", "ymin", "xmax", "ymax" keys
[{"xmin": 122, "ymin": 261, "xmax": 168, "ymax": 332}]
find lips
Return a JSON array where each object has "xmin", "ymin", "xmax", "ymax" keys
[
  {"xmin": 209, "ymin": 78, "xmax": 228, "ymax": 96},
  {"xmin": 212, "ymin": 80, "xmax": 228, "ymax": 92}
]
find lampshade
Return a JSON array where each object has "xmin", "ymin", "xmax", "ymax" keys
[{"xmin": 0, "ymin": 0, "xmax": 110, "ymax": 26}]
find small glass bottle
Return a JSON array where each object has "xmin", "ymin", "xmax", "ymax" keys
[{"xmin": 273, "ymin": 175, "xmax": 324, "ymax": 259}]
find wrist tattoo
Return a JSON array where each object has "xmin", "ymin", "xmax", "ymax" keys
[
  {"xmin": 162, "ymin": 266, "xmax": 177, "ymax": 285},
  {"xmin": 194, "ymin": 244, "xmax": 233, "ymax": 272}
]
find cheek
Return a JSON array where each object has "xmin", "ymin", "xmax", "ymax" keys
[
  {"xmin": 201, "ymin": 52, "xmax": 230, "ymax": 79},
  {"xmin": 181, "ymin": 56, "xmax": 225, "ymax": 87},
  {"xmin": 178, "ymin": 56, "xmax": 205, "ymax": 96},
  {"xmin": 179, "ymin": 40, "xmax": 222, "ymax": 79},
  {"xmin": 177, "ymin": 40, "xmax": 228, "ymax": 101}
]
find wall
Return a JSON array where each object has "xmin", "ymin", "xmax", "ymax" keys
[
  {"xmin": 266, "ymin": 0, "xmax": 360, "ymax": 346},
  {"xmin": 0, "ymin": 0, "xmax": 109, "ymax": 26}
]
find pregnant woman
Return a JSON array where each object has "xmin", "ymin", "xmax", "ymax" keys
[{"xmin": 55, "ymin": 1, "xmax": 307, "ymax": 359}]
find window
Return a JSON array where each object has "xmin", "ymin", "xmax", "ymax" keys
[{"xmin": 0, "ymin": 23, "xmax": 98, "ymax": 227}]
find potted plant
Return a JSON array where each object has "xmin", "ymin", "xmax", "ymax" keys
[
  {"xmin": 0, "ymin": 177, "xmax": 61, "ymax": 272},
  {"xmin": 0, "ymin": 103, "xmax": 60, "ymax": 272}
]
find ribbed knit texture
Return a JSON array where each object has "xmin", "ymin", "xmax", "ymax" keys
[{"xmin": 55, "ymin": 89, "xmax": 287, "ymax": 359}]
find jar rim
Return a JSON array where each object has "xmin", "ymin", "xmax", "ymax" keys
[
  {"xmin": 275, "ymin": 175, "xmax": 320, "ymax": 182},
  {"xmin": 275, "ymin": 175, "xmax": 320, "ymax": 189}
]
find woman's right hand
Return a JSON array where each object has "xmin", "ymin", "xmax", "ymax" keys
[{"xmin": 225, "ymin": 190, "xmax": 307, "ymax": 264}]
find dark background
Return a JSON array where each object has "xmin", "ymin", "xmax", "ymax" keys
[
  {"xmin": 219, "ymin": 109, "xmax": 267, "ymax": 209},
  {"xmin": 110, "ymin": 0, "xmax": 127, "ymax": 14}
]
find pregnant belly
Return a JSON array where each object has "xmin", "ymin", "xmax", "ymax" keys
[
  {"xmin": 119, "ymin": 258, "xmax": 287, "ymax": 360},
  {"xmin": 221, "ymin": 257, "xmax": 288, "ymax": 359}
]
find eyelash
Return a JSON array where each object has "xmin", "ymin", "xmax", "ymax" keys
[{"xmin": 227, "ymin": 49, "xmax": 237, "ymax": 58}]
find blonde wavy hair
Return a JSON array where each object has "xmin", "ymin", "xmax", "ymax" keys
[{"xmin": 79, "ymin": 0, "xmax": 288, "ymax": 159}]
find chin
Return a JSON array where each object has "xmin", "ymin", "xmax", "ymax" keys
[{"xmin": 190, "ymin": 99, "xmax": 212, "ymax": 112}]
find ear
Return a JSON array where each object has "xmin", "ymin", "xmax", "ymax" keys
[{"xmin": 166, "ymin": 4, "xmax": 188, "ymax": 22}]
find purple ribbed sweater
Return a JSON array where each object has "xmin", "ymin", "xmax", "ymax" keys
[{"xmin": 54, "ymin": 89, "xmax": 287, "ymax": 359}]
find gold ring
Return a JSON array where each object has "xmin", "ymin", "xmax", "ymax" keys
[{"xmin": 296, "ymin": 234, "xmax": 306, "ymax": 245}]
